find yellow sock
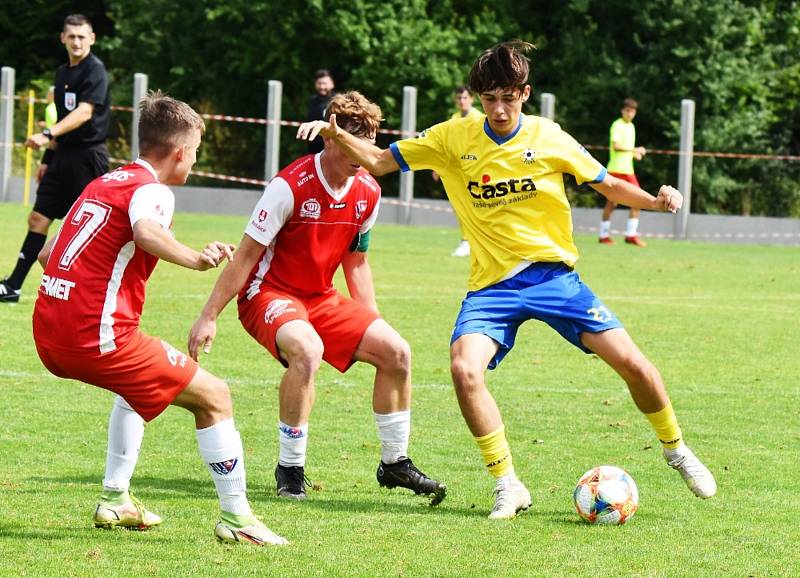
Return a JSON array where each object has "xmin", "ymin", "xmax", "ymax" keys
[
  {"xmin": 475, "ymin": 425, "xmax": 513, "ymax": 478},
  {"xmin": 645, "ymin": 403, "xmax": 683, "ymax": 449}
]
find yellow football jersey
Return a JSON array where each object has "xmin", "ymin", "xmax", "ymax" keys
[{"xmin": 390, "ymin": 114, "xmax": 606, "ymax": 291}]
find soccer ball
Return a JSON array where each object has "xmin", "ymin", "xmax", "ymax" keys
[{"xmin": 573, "ymin": 465, "xmax": 639, "ymax": 525}]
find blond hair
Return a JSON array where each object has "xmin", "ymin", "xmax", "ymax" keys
[
  {"xmin": 138, "ymin": 90, "xmax": 205, "ymax": 158},
  {"xmin": 325, "ymin": 91, "xmax": 382, "ymax": 139}
]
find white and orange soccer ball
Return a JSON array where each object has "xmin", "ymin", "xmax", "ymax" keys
[{"xmin": 573, "ymin": 465, "xmax": 639, "ymax": 525}]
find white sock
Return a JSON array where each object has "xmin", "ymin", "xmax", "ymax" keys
[
  {"xmin": 599, "ymin": 220, "xmax": 611, "ymax": 238},
  {"xmin": 278, "ymin": 421, "xmax": 308, "ymax": 467},
  {"xmin": 374, "ymin": 410, "xmax": 410, "ymax": 464},
  {"xmin": 196, "ymin": 418, "xmax": 251, "ymax": 516},
  {"xmin": 102, "ymin": 396, "xmax": 144, "ymax": 493},
  {"xmin": 626, "ymin": 218, "xmax": 639, "ymax": 237}
]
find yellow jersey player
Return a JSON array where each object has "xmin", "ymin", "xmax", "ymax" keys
[{"xmin": 297, "ymin": 40, "xmax": 716, "ymax": 519}]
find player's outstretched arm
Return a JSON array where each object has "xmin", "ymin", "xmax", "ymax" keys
[
  {"xmin": 296, "ymin": 114, "xmax": 400, "ymax": 176},
  {"xmin": 188, "ymin": 234, "xmax": 265, "ymax": 360},
  {"xmin": 341, "ymin": 250, "xmax": 378, "ymax": 314},
  {"xmin": 132, "ymin": 219, "xmax": 234, "ymax": 270},
  {"xmin": 591, "ymin": 174, "xmax": 683, "ymax": 214}
]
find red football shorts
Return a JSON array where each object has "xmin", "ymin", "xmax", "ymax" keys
[
  {"xmin": 238, "ymin": 289, "xmax": 379, "ymax": 372},
  {"xmin": 34, "ymin": 331, "xmax": 198, "ymax": 422},
  {"xmin": 609, "ymin": 172, "xmax": 640, "ymax": 187}
]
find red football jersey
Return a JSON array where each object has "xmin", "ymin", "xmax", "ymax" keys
[
  {"xmin": 33, "ymin": 160, "xmax": 175, "ymax": 354},
  {"xmin": 241, "ymin": 153, "xmax": 380, "ymax": 301}
]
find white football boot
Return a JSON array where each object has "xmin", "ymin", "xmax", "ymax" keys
[
  {"xmin": 488, "ymin": 475, "xmax": 532, "ymax": 519},
  {"xmin": 93, "ymin": 495, "xmax": 162, "ymax": 530},
  {"xmin": 214, "ymin": 517, "xmax": 288, "ymax": 546},
  {"xmin": 664, "ymin": 445, "xmax": 717, "ymax": 498}
]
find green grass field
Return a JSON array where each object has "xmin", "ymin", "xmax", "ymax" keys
[{"xmin": 0, "ymin": 202, "xmax": 798, "ymax": 577}]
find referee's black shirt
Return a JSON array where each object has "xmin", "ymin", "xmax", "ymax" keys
[{"xmin": 54, "ymin": 53, "xmax": 110, "ymax": 147}]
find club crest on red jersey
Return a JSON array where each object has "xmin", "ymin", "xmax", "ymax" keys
[
  {"xmin": 355, "ymin": 200, "xmax": 368, "ymax": 219},
  {"xmin": 300, "ymin": 198, "xmax": 321, "ymax": 219}
]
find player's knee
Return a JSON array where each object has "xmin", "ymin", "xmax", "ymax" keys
[
  {"xmin": 383, "ymin": 336, "xmax": 411, "ymax": 376},
  {"xmin": 622, "ymin": 356, "xmax": 658, "ymax": 386},
  {"xmin": 28, "ymin": 211, "xmax": 49, "ymax": 232},
  {"xmin": 286, "ymin": 335, "xmax": 324, "ymax": 377},
  {"xmin": 450, "ymin": 357, "xmax": 482, "ymax": 392},
  {"xmin": 199, "ymin": 377, "xmax": 233, "ymax": 417}
]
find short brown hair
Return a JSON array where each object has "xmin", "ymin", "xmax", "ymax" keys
[
  {"xmin": 469, "ymin": 40, "xmax": 535, "ymax": 94},
  {"xmin": 138, "ymin": 90, "xmax": 205, "ymax": 158},
  {"xmin": 64, "ymin": 14, "xmax": 92, "ymax": 30},
  {"xmin": 325, "ymin": 91, "xmax": 382, "ymax": 139},
  {"xmin": 622, "ymin": 98, "xmax": 638, "ymax": 110}
]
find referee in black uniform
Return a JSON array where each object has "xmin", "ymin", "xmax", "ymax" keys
[{"xmin": 1, "ymin": 14, "xmax": 109, "ymax": 303}]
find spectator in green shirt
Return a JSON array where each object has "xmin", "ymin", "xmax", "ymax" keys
[{"xmin": 598, "ymin": 98, "xmax": 648, "ymax": 247}]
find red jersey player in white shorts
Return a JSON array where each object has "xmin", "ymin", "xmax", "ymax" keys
[
  {"xmin": 188, "ymin": 92, "xmax": 446, "ymax": 505},
  {"xmin": 32, "ymin": 92, "xmax": 286, "ymax": 546}
]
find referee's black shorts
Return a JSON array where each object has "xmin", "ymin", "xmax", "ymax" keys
[{"xmin": 33, "ymin": 143, "xmax": 109, "ymax": 220}]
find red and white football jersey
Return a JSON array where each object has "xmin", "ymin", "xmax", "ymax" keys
[
  {"xmin": 33, "ymin": 159, "xmax": 175, "ymax": 354},
  {"xmin": 242, "ymin": 153, "xmax": 380, "ymax": 301}
]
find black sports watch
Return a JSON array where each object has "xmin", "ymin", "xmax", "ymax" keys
[{"xmin": 42, "ymin": 128, "xmax": 53, "ymax": 140}]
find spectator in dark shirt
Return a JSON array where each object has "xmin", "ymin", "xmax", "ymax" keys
[{"xmin": 306, "ymin": 70, "xmax": 335, "ymax": 154}]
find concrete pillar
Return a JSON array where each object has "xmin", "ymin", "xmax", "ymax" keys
[
  {"xmin": 130, "ymin": 73, "xmax": 148, "ymax": 160},
  {"xmin": 265, "ymin": 80, "xmax": 282, "ymax": 180},
  {"xmin": 398, "ymin": 85, "xmax": 417, "ymax": 223},
  {"xmin": 0, "ymin": 66, "xmax": 15, "ymax": 201},
  {"xmin": 540, "ymin": 92, "xmax": 555, "ymax": 120},
  {"xmin": 675, "ymin": 99, "xmax": 695, "ymax": 239}
]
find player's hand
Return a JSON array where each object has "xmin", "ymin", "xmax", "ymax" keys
[
  {"xmin": 25, "ymin": 133, "xmax": 49, "ymax": 150},
  {"xmin": 655, "ymin": 185, "xmax": 683, "ymax": 213},
  {"xmin": 197, "ymin": 241, "xmax": 236, "ymax": 270},
  {"xmin": 36, "ymin": 164, "xmax": 47, "ymax": 183},
  {"xmin": 188, "ymin": 316, "xmax": 217, "ymax": 361},
  {"xmin": 296, "ymin": 114, "xmax": 340, "ymax": 142},
  {"xmin": 635, "ymin": 146, "xmax": 647, "ymax": 159}
]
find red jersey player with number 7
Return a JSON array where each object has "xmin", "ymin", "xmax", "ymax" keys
[{"xmin": 32, "ymin": 91, "xmax": 287, "ymax": 546}]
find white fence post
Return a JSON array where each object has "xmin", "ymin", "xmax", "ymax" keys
[
  {"xmin": 265, "ymin": 80, "xmax": 282, "ymax": 180},
  {"xmin": 676, "ymin": 99, "xmax": 695, "ymax": 239},
  {"xmin": 398, "ymin": 85, "xmax": 417, "ymax": 224},
  {"xmin": 130, "ymin": 73, "xmax": 148, "ymax": 160},
  {"xmin": 0, "ymin": 66, "xmax": 15, "ymax": 201},
  {"xmin": 540, "ymin": 92, "xmax": 555, "ymax": 120}
]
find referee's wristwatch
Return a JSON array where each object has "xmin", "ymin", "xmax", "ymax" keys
[{"xmin": 42, "ymin": 128, "xmax": 53, "ymax": 140}]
